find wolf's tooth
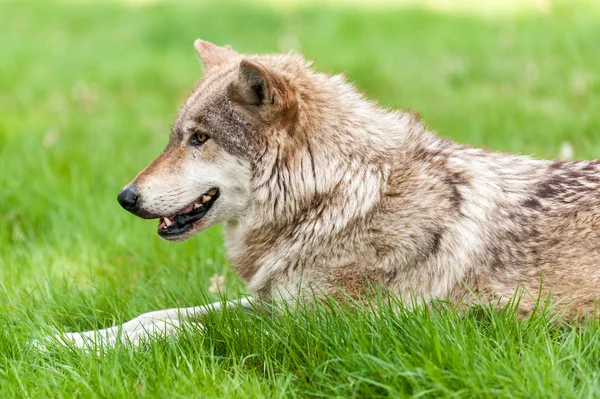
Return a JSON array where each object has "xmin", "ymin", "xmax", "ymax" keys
[
  {"xmin": 193, "ymin": 203, "xmax": 201, "ymax": 209},
  {"xmin": 208, "ymin": 189, "xmax": 217, "ymax": 196},
  {"xmin": 202, "ymin": 195, "xmax": 211, "ymax": 203},
  {"xmin": 164, "ymin": 217, "xmax": 172, "ymax": 227}
]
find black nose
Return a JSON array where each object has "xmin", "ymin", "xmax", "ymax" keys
[{"xmin": 117, "ymin": 185, "xmax": 139, "ymax": 212}]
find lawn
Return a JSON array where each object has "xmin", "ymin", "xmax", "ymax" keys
[{"xmin": 1, "ymin": 0, "xmax": 600, "ymax": 397}]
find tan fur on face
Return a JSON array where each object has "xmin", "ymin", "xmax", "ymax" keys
[{"xmin": 127, "ymin": 40, "xmax": 600, "ymax": 318}]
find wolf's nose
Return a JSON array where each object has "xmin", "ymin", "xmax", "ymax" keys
[{"xmin": 117, "ymin": 185, "xmax": 139, "ymax": 212}]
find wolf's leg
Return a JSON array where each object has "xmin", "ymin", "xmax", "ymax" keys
[{"xmin": 34, "ymin": 297, "xmax": 254, "ymax": 350}]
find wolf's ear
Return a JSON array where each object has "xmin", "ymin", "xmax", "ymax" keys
[
  {"xmin": 194, "ymin": 39, "xmax": 238, "ymax": 69},
  {"xmin": 231, "ymin": 59, "xmax": 297, "ymax": 116}
]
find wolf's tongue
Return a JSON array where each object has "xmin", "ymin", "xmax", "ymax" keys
[
  {"xmin": 169, "ymin": 203, "xmax": 195, "ymax": 220},
  {"xmin": 181, "ymin": 203, "xmax": 195, "ymax": 214}
]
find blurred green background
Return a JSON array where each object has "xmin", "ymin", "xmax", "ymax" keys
[{"xmin": 1, "ymin": 0, "xmax": 600, "ymax": 396}]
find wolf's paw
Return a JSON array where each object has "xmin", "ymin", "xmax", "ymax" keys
[{"xmin": 30, "ymin": 317, "xmax": 199, "ymax": 352}]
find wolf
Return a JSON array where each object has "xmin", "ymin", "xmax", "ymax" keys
[{"xmin": 47, "ymin": 40, "xmax": 600, "ymax": 349}]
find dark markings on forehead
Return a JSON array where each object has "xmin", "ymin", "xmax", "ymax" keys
[
  {"xmin": 167, "ymin": 61, "xmax": 265, "ymax": 160},
  {"xmin": 170, "ymin": 63, "xmax": 241, "ymax": 143},
  {"xmin": 168, "ymin": 92, "xmax": 260, "ymax": 161},
  {"xmin": 200, "ymin": 95, "xmax": 260, "ymax": 159},
  {"xmin": 192, "ymin": 63, "xmax": 240, "ymax": 102}
]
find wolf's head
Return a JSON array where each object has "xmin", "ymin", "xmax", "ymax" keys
[{"xmin": 117, "ymin": 40, "xmax": 340, "ymax": 242}]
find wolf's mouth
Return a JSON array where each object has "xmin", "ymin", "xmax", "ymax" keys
[{"xmin": 157, "ymin": 188, "xmax": 220, "ymax": 237}]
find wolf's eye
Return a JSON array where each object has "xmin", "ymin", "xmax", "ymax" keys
[{"xmin": 190, "ymin": 132, "xmax": 210, "ymax": 146}]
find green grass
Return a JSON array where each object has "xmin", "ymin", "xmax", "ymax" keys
[{"xmin": 1, "ymin": 0, "xmax": 600, "ymax": 397}]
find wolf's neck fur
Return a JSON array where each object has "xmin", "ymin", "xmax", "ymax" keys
[{"xmin": 247, "ymin": 72, "xmax": 414, "ymax": 225}]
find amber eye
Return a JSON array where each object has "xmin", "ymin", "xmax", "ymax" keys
[{"xmin": 190, "ymin": 131, "xmax": 210, "ymax": 146}]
